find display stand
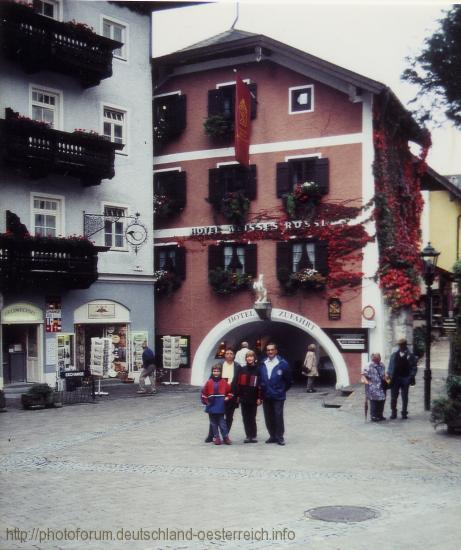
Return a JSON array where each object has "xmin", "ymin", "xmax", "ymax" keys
[
  {"xmin": 161, "ymin": 335, "xmax": 180, "ymax": 385},
  {"xmin": 94, "ymin": 378, "xmax": 109, "ymax": 396}
]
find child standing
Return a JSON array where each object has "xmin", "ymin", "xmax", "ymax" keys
[
  {"xmin": 235, "ymin": 350, "xmax": 262, "ymax": 443},
  {"xmin": 201, "ymin": 364, "xmax": 233, "ymax": 445}
]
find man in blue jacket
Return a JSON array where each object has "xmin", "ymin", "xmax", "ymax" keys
[{"xmin": 259, "ymin": 342, "xmax": 292, "ymax": 445}]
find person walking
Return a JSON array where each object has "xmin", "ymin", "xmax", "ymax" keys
[
  {"xmin": 204, "ymin": 348, "xmax": 240, "ymax": 442},
  {"xmin": 387, "ymin": 338, "xmax": 418, "ymax": 419},
  {"xmin": 361, "ymin": 353, "xmax": 388, "ymax": 421},
  {"xmin": 303, "ymin": 343, "xmax": 319, "ymax": 393},
  {"xmin": 201, "ymin": 364, "xmax": 233, "ymax": 445},
  {"xmin": 137, "ymin": 341, "xmax": 157, "ymax": 394},
  {"xmin": 235, "ymin": 341, "xmax": 251, "ymax": 365},
  {"xmin": 259, "ymin": 343, "xmax": 292, "ymax": 446},
  {"xmin": 235, "ymin": 350, "xmax": 262, "ymax": 443}
]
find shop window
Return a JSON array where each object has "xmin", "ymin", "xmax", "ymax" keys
[
  {"xmin": 208, "ymin": 82, "xmax": 257, "ymax": 121},
  {"xmin": 30, "ymin": 86, "xmax": 61, "ymax": 129},
  {"xmin": 208, "ymin": 164, "xmax": 257, "ymax": 205},
  {"xmin": 103, "ymin": 106, "xmax": 126, "ymax": 147},
  {"xmin": 104, "ymin": 205, "xmax": 127, "ymax": 249},
  {"xmin": 154, "ymin": 169, "xmax": 187, "ymax": 218},
  {"xmin": 276, "ymin": 240, "xmax": 328, "ymax": 276},
  {"xmin": 31, "ymin": 194, "xmax": 63, "ymax": 237},
  {"xmin": 102, "ymin": 17, "xmax": 127, "ymax": 60},
  {"xmin": 276, "ymin": 157, "xmax": 329, "ymax": 197},
  {"xmin": 289, "ymin": 85, "xmax": 314, "ymax": 114},
  {"xmin": 154, "ymin": 245, "xmax": 186, "ymax": 279},
  {"xmin": 153, "ymin": 93, "xmax": 187, "ymax": 144},
  {"xmin": 208, "ymin": 243, "xmax": 257, "ymax": 276}
]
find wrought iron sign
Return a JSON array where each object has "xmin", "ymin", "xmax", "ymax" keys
[
  {"xmin": 328, "ymin": 297, "xmax": 342, "ymax": 320},
  {"xmin": 83, "ymin": 212, "xmax": 148, "ymax": 254}
]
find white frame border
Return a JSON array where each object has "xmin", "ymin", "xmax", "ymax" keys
[{"xmin": 289, "ymin": 84, "xmax": 314, "ymax": 115}]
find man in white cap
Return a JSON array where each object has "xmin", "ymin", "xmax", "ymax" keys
[{"xmin": 235, "ymin": 341, "xmax": 251, "ymax": 365}]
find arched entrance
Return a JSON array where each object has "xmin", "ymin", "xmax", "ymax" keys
[{"xmin": 191, "ymin": 308, "xmax": 349, "ymax": 388}]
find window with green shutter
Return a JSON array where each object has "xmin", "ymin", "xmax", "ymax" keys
[{"xmin": 276, "ymin": 157, "xmax": 329, "ymax": 198}]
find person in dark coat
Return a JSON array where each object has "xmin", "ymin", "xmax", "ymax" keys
[
  {"xmin": 137, "ymin": 341, "xmax": 156, "ymax": 394},
  {"xmin": 259, "ymin": 343, "xmax": 292, "ymax": 446},
  {"xmin": 387, "ymin": 338, "xmax": 418, "ymax": 419},
  {"xmin": 201, "ymin": 364, "xmax": 233, "ymax": 445},
  {"xmin": 235, "ymin": 350, "xmax": 262, "ymax": 443}
]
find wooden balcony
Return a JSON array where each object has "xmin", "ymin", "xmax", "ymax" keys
[
  {"xmin": 0, "ymin": 234, "xmax": 107, "ymax": 291},
  {"xmin": 0, "ymin": 1, "xmax": 122, "ymax": 87},
  {"xmin": 0, "ymin": 109, "xmax": 124, "ymax": 186}
]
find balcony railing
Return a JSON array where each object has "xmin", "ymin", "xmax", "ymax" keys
[
  {"xmin": 0, "ymin": 109, "xmax": 124, "ymax": 186},
  {"xmin": 0, "ymin": 233, "xmax": 107, "ymax": 291},
  {"xmin": 0, "ymin": 1, "xmax": 122, "ymax": 87}
]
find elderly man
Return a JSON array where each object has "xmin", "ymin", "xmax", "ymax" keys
[
  {"xmin": 259, "ymin": 343, "xmax": 292, "ymax": 445},
  {"xmin": 387, "ymin": 338, "xmax": 418, "ymax": 419},
  {"xmin": 235, "ymin": 341, "xmax": 251, "ymax": 365}
]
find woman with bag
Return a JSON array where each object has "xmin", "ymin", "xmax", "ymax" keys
[
  {"xmin": 303, "ymin": 343, "xmax": 319, "ymax": 393},
  {"xmin": 361, "ymin": 352, "xmax": 388, "ymax": 422}
]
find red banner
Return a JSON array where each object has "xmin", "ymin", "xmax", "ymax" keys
[{"xmin": 234, "ymin": 75, "xmax": 251, "ymax": 167}]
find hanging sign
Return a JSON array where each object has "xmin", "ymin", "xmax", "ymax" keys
[{"xmin": 328, "ymin": 297, "xmax": 342, "ymax": 320}]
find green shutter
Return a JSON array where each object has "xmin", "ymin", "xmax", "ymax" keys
[
  {"xmin": 315, "ymin": 241, "xmax": 329, "ymax": 275},
  {"xmin": 315, "ymin": 158, "xmax": 329, "ymax": 195},
  {"xmin": 276, "ymin": 162, "xmax": 291, "ymax": 197},
  {"xmin": 208, "ymin": 244, "xmax": 224, "ymax": 270},
  {"xmin": 175, "ymin": 246, "xmax": 186, "ymax": 280},
  {"xmin": 244, "ymin": 244, "xmax": 257, "ymax": 277},
  {"xmin": 276, "ymin": 241, "xmax": 292, "ymax": 281}
]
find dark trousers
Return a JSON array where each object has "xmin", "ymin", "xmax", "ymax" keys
[
  {"xmin": 370, "ymin": 399, "xmax": 385, "ymax": 419},
  {"xmin": 208, "ymin": 413, "xmax": 228, "ymax": 439},
  {"xmin": 208, "ymin": 400, "xmax": 236, "ymax": 438},
  {"xmin": 263, "ymin": 399, "xmax": 285, "ymax": 441},
  {"xmin": 390, "ymin": 378, "xmax": 410, "ymax": 415},
  {"xmin": 241, "ymin": 402, "xmax": 258, "ymax": 439}
]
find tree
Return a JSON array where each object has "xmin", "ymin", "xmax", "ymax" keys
[{"xmin": 402, "ymin": 5, "xmax": 461, "ymax": 129}]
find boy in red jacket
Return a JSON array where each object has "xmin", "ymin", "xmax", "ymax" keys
[{"xmin": 201, "ymin": 364, "xmax": 233, "ymax": 445}]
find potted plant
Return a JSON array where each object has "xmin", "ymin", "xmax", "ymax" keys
[
  {"xmin": 21, "ymin": 383, "xmax": 61, "ymax": 409},
  {"xmin": 154, "ymin": 269, "xmax": 182, "ymax": 296},
  {"xmin": 203, "ymin": 114, "xmax": 233, "ymax": 138},
  {"xmin": 285, "ymin": 181, "xmax": 322, "ymax": 219},
  {"xmin": 154, "ymin": 193, "xmax": 182, "ymax": 220},
  {"xmin": 277, "ymin": 267, "xmax": 326, "ymax": 294},
  {"xmin": 431, "ymin": 260, "xmax": 461, "ymax": 433},
  {"xmin": 220, "ymin": 191, "xmax": 250, "ymax": 226},
  {"xmin": 208, "ymin": 268, "xmax": 253, "ymax": 295}
]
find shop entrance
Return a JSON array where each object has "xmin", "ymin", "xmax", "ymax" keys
[
  {"xmin": 2, "ymin": 324, "xmax": 41, "ymax": 384},
  {"xmin": 191, "ymin": 308, "xmax": 349, "ymax": 387}
]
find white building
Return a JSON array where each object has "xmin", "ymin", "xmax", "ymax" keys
[{"xmin": 0, "ymin": 0, "xmax": 154, "ymax": 388}]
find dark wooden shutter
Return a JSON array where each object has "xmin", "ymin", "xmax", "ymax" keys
[
  {"xmin": 315, "ymin": 241, "xmax": 328, "ymax": 275},
  {"xmin": 301, "ymin": 159, "xmax": 317, "ymax": 182},
  {"xmin": 246, "ymin": 165, "xmax": 257, "ymax": 200},
  {"xmin": 208, "ymin": 89, "xmax": 223, "ymax": 116},
  {"xmin": 175, "ymin": 246, "xmax": 186, "ymax": 280},
  {"xmin": 276, "ymin": 241, "xmax": 293, "ymax": 280},
  {"xmin": 208, "ymin": 168, "xmax": 222, "ymax": 204},
  {"xmin": 276, "ymin": 162, "xmax": 291, "ymax": 197},
  {"xmin": 154, "ymin": 247, "xmax": 160, "ymax": 269},
  {"xmin": 174, "ymin": 171, "xmax": 187, "ymax": 209},
  {"xmin": 315, "ymin": 158, "xmax": 329, "ymax": 195},
  {"xmin": 208, "ymin": 244, "xmax": 224, "ymax": 270},
  {"xmin": 169, "ymin": 94, "xmax": 187, "ymax": 135},
  {"xmin": 153, "ymin": 172, "xmax": 161, "ymax": 194},
  {"xmin": 244, "ymin": 244, "xmax": 257, "ymax": 277},
  {"xmin": 248, "ymin": 83, "xmax": 257, "ymax": 119}
]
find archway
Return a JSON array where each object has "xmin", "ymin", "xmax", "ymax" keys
[{"xmin": 191, "ymin": 308, "xmax": 349, "ymax": 388}]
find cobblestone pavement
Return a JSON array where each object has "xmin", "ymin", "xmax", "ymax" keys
[{"xmin": 1, "ymin": 339, "xmax": 460, "ymax": 550}]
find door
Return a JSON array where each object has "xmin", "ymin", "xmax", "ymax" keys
[{"xmin": 26, "ymin": 324, "xmax": 41, "ymax": 383}]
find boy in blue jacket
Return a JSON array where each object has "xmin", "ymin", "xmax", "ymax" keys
[{"xmin": 201, "ymin": 364, "xmax": 233, "ymax": 445}]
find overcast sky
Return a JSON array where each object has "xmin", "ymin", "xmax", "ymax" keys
[{"xmin": 152, "ymin": 0, "xmax": 460, "ymax": 175}]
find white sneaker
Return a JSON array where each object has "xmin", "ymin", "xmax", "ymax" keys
[{"xmin": 137, "ymin": 390, "xmax": 147, "ymax": 394}]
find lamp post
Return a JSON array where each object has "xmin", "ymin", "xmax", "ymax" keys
[{"xmin": 420, "ymin": 242, "xmax": 440, "ymax": 411}]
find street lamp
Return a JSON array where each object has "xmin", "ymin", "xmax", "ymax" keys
[{"xmin": 420, "ymin": 242, "xmax": 440, "ymax": 411}]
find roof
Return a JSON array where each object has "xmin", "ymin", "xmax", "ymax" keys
[
  {"xmin": 153, "ymin": 28, "xmax": 427, "ymax": 144},
  {"xmin": 154, "ymin": 28, "xmax": 386, "ymax": 94},
  {"xmin": 421, "ymin": 165, "xmax": 461, "ymax": 200},
  {"xmin": 110, "ymin": 1, "xmax": 208, "ymax": 16}
]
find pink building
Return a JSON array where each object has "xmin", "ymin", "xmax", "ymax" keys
[{"xmin": 152, "ymin": 30, "xmax": 428, "ymax": 386}]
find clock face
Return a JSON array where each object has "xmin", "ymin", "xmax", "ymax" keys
[
  {"xmin": 362, "ymin": 305, "xmax": 375, "ymax": 320},
  {"xmin": 125, "ymin": 222, "xmax": 147, "ymax": 246}
]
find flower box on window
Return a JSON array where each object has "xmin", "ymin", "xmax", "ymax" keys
[
  {"xmin": 208, "ymin": 268, "xmax": 253, "ymax": 295},
  {"xmin": 153, "ymin": 171, "xmax": 186, "ymax": 220},
  {"xmin": 154, "ymin": 246, "xmax": 186, "ymax": 295},
  {"xmin": 208, "ymin": 243, "xmax": 257, "ymax": 295},
  {"xmin": 208, "ymin": 165, "xmax": 256, "ymax": 225},
  {"xmin": 285, "ymin": 180, "xmax": 323, "ymax": 219}
]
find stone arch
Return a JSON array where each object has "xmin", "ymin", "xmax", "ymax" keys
[{"xmin": 191, "ymin": 308, "xmax": 349, "ymax": 388}]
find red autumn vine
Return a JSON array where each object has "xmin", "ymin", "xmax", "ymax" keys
[{"xmin": 373, "ymin": 99, "xmax": 431, "ymax": 311}]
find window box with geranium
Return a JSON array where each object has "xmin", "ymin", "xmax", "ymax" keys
[
  {"xmin": 154, "ymin": 245, "xmax": 186, "ymax": 295},
  {"xmin": 208, "ymin": 268, "xmax": 253, "ymax": 295},
  {"xmin": 221, "ymin": 191, "xmax": 250, "ymax": 226},
  {"xmin": 153, "ymin": 270, "xmax": 182, "ymax": 296},
  {"xmin": 285, "ymin": 181, "xmax": 323, "ymax": 219},
  {"xmin": 153, "ymin": 170, "xmax": 186, "ymax": 221},
  {"xmin": 203, "ymin": 114, "xmax": 234, "ymax": 139}
]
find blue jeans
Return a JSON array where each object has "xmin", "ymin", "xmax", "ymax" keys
[{"xmin": 208, "ymin": 413, "xmax": 228, "ymax": 439}]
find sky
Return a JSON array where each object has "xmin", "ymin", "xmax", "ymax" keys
[{"xmin": 152, "ymin": 0, "xmax": 460, "ymax": 175}]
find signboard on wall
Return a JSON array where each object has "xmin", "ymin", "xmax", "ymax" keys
[
  {"xmin": 46, "ymin": 296, "xmax": 62, "ymax": 332},
  {"xmin": 324, "ymin": 328, "xmax": 369, "ymax": 353}
]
